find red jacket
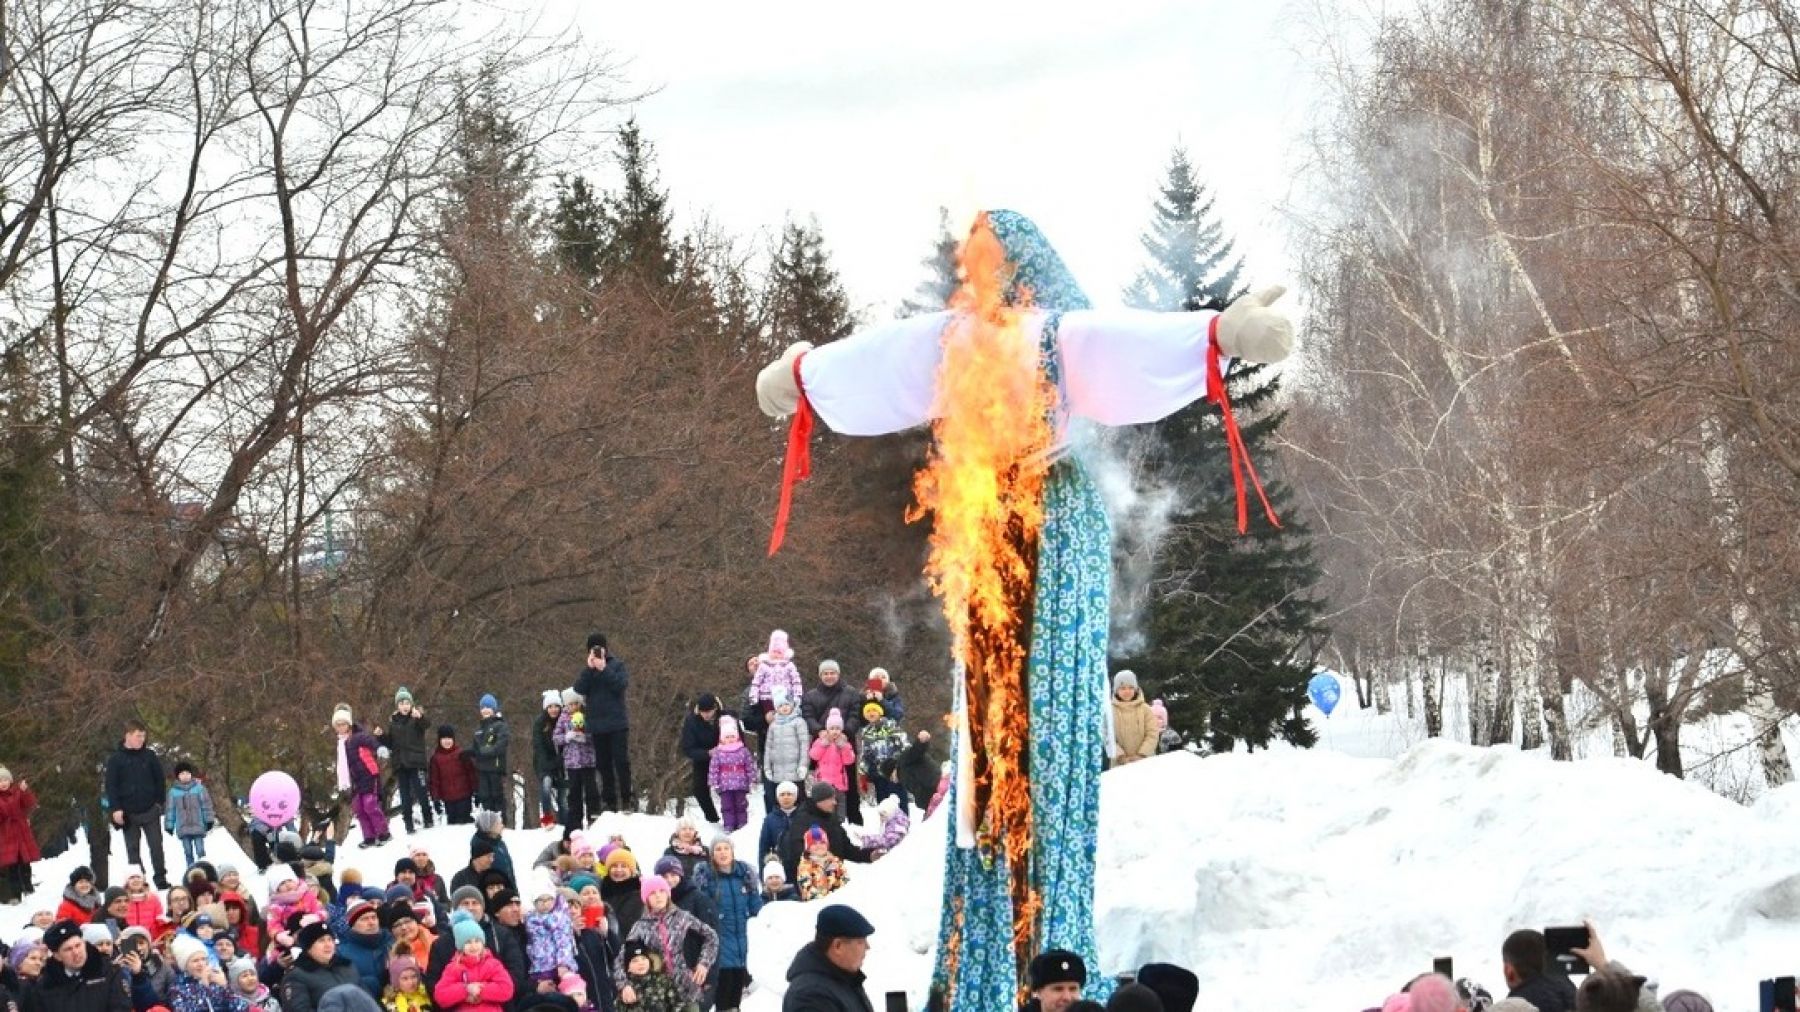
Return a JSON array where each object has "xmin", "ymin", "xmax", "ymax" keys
[
  {"xmin": 432, "ymin": 950, "xmax": 514, "ymax": 1012},
  {"xmin": 0, "ymin": 785, "xmax": 40, "ymax": 865},
  {"xmin": 428, "ymin": 745, "xmax": 477, "ymax": 802},
  {"xmin": 123, "ymin": 890, "xmax": 163, "ymax": 931}
]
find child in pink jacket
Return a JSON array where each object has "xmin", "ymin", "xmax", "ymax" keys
[
  {"xmin": 433, "ymin": 914, "xmax": 516, "ymax": 1012},
  {"xmin": 808, "ymin": 709, "xmax": 855, "ymax": 793}
]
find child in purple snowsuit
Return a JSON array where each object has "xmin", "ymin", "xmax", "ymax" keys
[
  {"xmin": 333, "ymin": 704, "xmax": 390, "ymax": 846},
  {"xmin": 707, "ymin": 715, "xmax": 756, "ymax": 832}
]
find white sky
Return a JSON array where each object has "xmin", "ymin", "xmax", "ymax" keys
[{"xmin": 538, "ymin": 0, "xmax": 1320, "ymax": 316}]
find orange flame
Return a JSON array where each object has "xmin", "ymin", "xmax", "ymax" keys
[{"xmin": 910, "ymin": 213, "xmax": 1054, "ymax": 982}]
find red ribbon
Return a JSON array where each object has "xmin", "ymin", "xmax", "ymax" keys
[
  {"xmin": 768, "ymin": 353, "xmax": 813, "ymax": 556},
  {"xmin": 1207, "ymin": 315, "xmax": 1281, "ymax": 534}
]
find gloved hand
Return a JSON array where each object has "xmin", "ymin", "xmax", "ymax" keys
[
  {"xmin": 1216, "ymin": 285, "xmax": 1295, "ymax": 364},
  {"xmin": 755, "ymin": 341, "xmax": 814, "ymax": 418}
]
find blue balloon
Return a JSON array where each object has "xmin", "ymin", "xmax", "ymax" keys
[{"xmin": 1308, "ymin": 672, "xmax": 1342, "ymax": 716}]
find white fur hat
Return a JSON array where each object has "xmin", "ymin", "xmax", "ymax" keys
[
  {"xmin": 542, "ymin": 689, "xmax": 562, "ymax": 710},
  {"xmin": 561, "ymin": 687, "xmax": 583, "ymax": 707},
  {"xmin": 762, "ymin": 860, "xmax": 785, "ymax": 882},
  {"xmin": 331, "ymin": 704, "xmax": 353, "ymax": 727}
]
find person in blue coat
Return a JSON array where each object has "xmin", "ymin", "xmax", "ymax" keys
[
  {"xmin": 690, "ymin": 836, "xmax": 763, "ymax": 1012},
  {"xmin": 332, "ymin": 899, "xmax": 392, "ymax": 997},
  {"xmin": 757, "ymin": 781, "xmax": 800, "ymax": 867}
]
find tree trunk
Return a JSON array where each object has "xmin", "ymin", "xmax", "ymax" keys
[
  {"xmin": 1470, "ymin": 633, "xmax": 1496, "ymax": 746},
  {"xmin": 1487, "ymin": 622, "xmax": 1514, "ymax": 746},
  {"xmin": 1615, "ymin": 667, "xmax": 1645, "ymax": 759},
  {"xmin": 1422, "ymin": 653, "xmax": 1442, "ymax": 738}
]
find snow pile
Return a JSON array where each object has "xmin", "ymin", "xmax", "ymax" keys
[{"xmin": 8, "ymin": 741, "xmax": 1799, "ymax": 1011}]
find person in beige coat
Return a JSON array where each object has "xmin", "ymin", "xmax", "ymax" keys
[{"xmin": 1108, "ymin": 670, "xmax": 1158, "ymax": 767}]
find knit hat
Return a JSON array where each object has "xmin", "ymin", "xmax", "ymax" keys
[
  {"xmin": 478, "ymin": 693, "xmax": 497, "ymax": 711},
  {"xmin": 331, "ymin": 704, "xmax": 353, "ymax": 727},
  {"xmin": 861, "ymin": 701, "xmax": 884, "ymax": 721},
  {"xmin": 217, "ymin": 862, "xmax": 239, "ymax": 879},
  {"xmin": 469, "ymin": 835, "xmax": 496, "ymax": 859},
  {"xmin": 561, "ymin": 688, "xmax": 583, "ymax": 707},
  {"xmin": 1113, "ymin": 670, "xmax": 1139, "ymax": 693},
  {"xmin": 1661, "ymin": 992, "xmax": 1715, "ymax": 1012},
  {"xmin": 569, "ymin": 831, "xmax": 596, "ymax": 858},
  {"xmin": 819, "ymin": 659, "xmax": 840, "ymax": 674},
  {"xmin": 340, "ymin": 867, "xmax": 364, "ymax": 887},
  {"xmin": 826, "ymin": 707, "xmax": 843, "ymax": 730},
  {"xmin": 395, "ymin": 687, "xmax": 413, "ymax": 705},
  {"xmin": 652, "ymin": 856, "xmax": 683, "ymax": 878},
  {"xmin": 386, "ymin": 954, "xmax": 418, "ymax": 983},
  {"xmin": 695, "ymin": 693, "xmax": 719, "ymax": 712},
  {"xmin": 585, "ymin": 632, "xmax": 607, "ymax": 652},
  {"xmin": 557, "ymin": 975, "xmax": 587, "ymax": 998},
  {"xmin": 1028, "ymin": 949, "xmax": 1087, "ymax": 989},
  {"xmin": 267, "ymin": 865, "xmax": 299, "ymax": 895},
  {"xmin": 542, "ymin": 689, "xmax": 561, "ymax": 710},
  {"xmin": 69, "ymin": 866, "xmax": 95, "ymax": 886},
  {"xmin": 771, "ymin": 687, "xmax": 792, "ymax": 708},
  {"xmin": 1150, "ymin": 699, "xmax": 1169, "ymax": 726},
  {"xmin": 639, "ymin": 875, "xmax": 670, "ymax": 904},
  {"xmin": 345, "ymin": 900, "xmax": 380, "ymax": 929},
  {"xmin": 229, "ymin": 956, "xmax": 257, "ymax": 982},
  {"xmin": 169, "ymin": 934, "xmax": 209, "ymax": 973},
  {"xmin": 777, "ymin": 780, "xmax": 799, "ymax": 798},
  {"xmin": 484, "ymin": 886, "xmax": 518, "ymax": 915},
  {"xmin": 868, "ymin": 667, "xmax": 890, "ymax": 685},
  {"xmin": 603, "ymin": 848, "xmax": 638, "ymax": 875},
  {"xmin": 719, "ymin": 714, "xmax": 740, "ymax": 740},
  {"xmin": 437, "ymin": 724, "xmax": 455, "ymax": 739},
  {"xmin": 0, "ymin": 767, "xmax": 11, "ymax": 783},
  {"xmin": 804, "ymin": 826, "xmax": 828, "ymax": 849},
  {"xmin": 569, "ymin": 873, "xmax": 599, "ymax": 894},
  {"xmin": 475, "ymin": 810, "xmax": 503, "ymax": 834},
  {"xmin": 451, "ymin": 914, "xmax": 484, "ymax": 948},
  {"xmin": 766, "ymin": 629, "xmax": 792, "ymax": 660},
  {"xmin": 393, "ymin": 857, "xmax": 419, "ymax": 877},
  {"xmin": 809, "ymin": 781, "xmax": 836, "ymax": 803},
  {"xmin": 762, "ymin": 861, "xmax": 785, "ymax": 883},
  {"xmin": 80, "ymin": 923, "xmax": 114, "ymax": 946},
  {"xmin": 1136, "ymin": 963, "xmax": 1200, "ymax": 1012},
  {"xmin": 622, "ymin": 939, "xmax": 654, "ymax": 967},
  {"xmin": 449, "ymin": 885, "xmax": 485, "ymax": 910},
  {"xmin": 103, "ymin": 886, "xmax": 128, "ymax": 906},
  {"xmin": 379, "ymin": 899, "xmax": 417, "ymax": 930},
  {"xmin": 530, "ymin": 869, "xmax": 559, "ymax": 902}
]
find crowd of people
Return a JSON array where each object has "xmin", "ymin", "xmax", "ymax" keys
[{"xmin": 0, "ymin": 629, "xmax": 1715, "ymax": 1012}]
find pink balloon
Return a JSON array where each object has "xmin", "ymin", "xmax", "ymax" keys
[{"xmin": 248, "ymin": 770, "xmax": 300, "ymax": 827}]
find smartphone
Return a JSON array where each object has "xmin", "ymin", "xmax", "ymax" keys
[
  {"xmin": 885, "ymin": 992, "xmax": 908, "ymax": 1012},
  {"xmin": 1544, "ymin": 925, "xmax": 1592, "ymax": 975},
  {"xmin": 1433, "ymin": 957, "xmax": 1454, "ymax": 979},
  {"xmin": 1761, "ymin": 977, "xmax": 1798, "ymax": 1012}
]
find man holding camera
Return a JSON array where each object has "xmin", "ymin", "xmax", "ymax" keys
[{"xmin": 574, "ymin": 632, "xmax": 632, "ymax": 813}]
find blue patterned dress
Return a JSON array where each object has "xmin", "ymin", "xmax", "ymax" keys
[{"xmin": 930, "ymin": 211, "xmax": 1115, "ymax": 1009}]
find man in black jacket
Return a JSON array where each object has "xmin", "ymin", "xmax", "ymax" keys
[
  {"xmin": 101, "ymin": 722, "xmax": 167, "ymax": 889},
  {"xmin": 1501, "ymin": 929, "xmax": 1576, "ymax": 1012},
  {"xmin": 895, "ymin": 731, "xmax": 940, "ymax": 811},
  {"xmin": 485, "ymin": 887, "xmax": 532, "ymax": 1006},
  {"xmin": 678, "ymin": 695, "xmax": 723, "ymax": 824},
  {"xmin": 379, "ymin": 688, "xmax": 433, "ymax": 833},
  {"xmin": 574, "ymin": 633, "xmax": 631, "ymax": 813},
  {"xmin": 778, "ymin": 784, "xmax": 871, "ymax": 884},
  {"xmin": 782, "ymin": 905, "xmax": 875, "ymax": 1012},
  {"xmin": 24, "ymin": 922, "xmax": 131, "ymax": 1012}
]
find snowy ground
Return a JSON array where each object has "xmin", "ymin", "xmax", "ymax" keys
[{"xmin": 7, "ymin": 734, "xmax": 1797, "ymax": 1011}]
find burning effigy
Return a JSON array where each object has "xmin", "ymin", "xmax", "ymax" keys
[{"xmin": 756, "ymin": 209, "xmax": 1294, "ymax": 1009}]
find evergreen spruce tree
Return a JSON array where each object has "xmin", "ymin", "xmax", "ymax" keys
[
  {"xmin": 762, "ymin": 219, "xmax": 853, "ymax": 355},
  {"xmin": 550, "ymin": 173, "xmax": 607, "ymax": 286},
  {"xmin": 899, "ymin": 206, "xmax": 959, "ymax": 316},
  {"xmin": 599, "ymin": 118, "xmax": 676, "ymax": 286},
  {"xmin": 1117, "ymin": 146, "xmax": 1325, "ymax": 752}
]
